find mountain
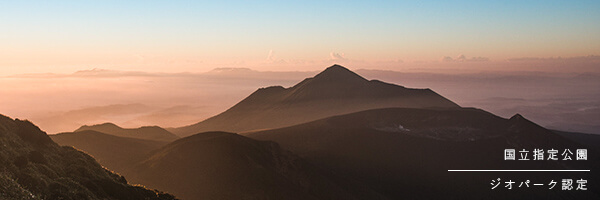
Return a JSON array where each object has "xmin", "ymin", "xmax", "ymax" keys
[
  {"xmin": 172, "ymin": 65, "xmax": 459, "ymax": 136},
  {"xmin": 75, "ymin": 122, "xmax": 179, "ymax": 142},
  {"xmin": 51, "ymin": 130, "xmax": 168, "ymax": 175},
  {"xmin": 554, "ymin": 130, "xmax": 600, "ymax": 151},
  {"xmin": 246, "ymin": 108, "xmax": 599, "ymax": 199},
  {"xmin": 127, "ymin": 131, "xmax": 388, "ymax": 200},
  {"xmin": 0, "ymin": 114, "xmax": 176, "ymax": 200}
]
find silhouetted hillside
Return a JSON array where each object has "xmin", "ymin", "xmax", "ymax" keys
[
  {"xmin": 76, "ymin": 123, "xmax": 178, "ymax": 142},
  {"xmin": 553, "ymin": 130, "xmax": 600, "ymax": 152},
  {"xmin": 247, "ymin": 108, "xmax": 599, "ymax": 199},
  {"xmin": 0, "ymin": 114, "xmax": 176, "ymax": 200},
  {"xmin": 172, "ymin": 65, "xmax": 458, "ymax": 136},
  {"xmin": 127, "ymin": 131, "xmax": 388, "ymax": 200},
  {"xmin": 51, "ymin": 130, "xmax": 168, "ymax": 175}
]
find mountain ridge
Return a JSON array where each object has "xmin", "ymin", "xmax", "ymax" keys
[
  {"xmin": 76, "ymin": 122, "xmax": 179, "ymax": 142},
  {"xmin": 172, "ymin": 65, "xmax": 459, "ymax": 136},
  {"xmin": 127, "ymin": 131, "xmax": 388, "ymax": 200},
  {"xmin": 0, "ymin": 114, "xmax": 176, "ymax": 200},
  {"xmin": 51, "ymin": 130, "xmax": 169, "ymax": 175},
  {"xmin": 246, "ymin": 107, "xmax": 600, "ymax": 199}
]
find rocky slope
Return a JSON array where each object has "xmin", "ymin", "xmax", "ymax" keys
[{"xmin": 0, "ymin": 114, "xmax": 176, "ymax": 200}]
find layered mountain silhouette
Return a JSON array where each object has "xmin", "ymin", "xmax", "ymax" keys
[
  {"xmin": 247, "ymin": 108, "xmax": 599, "ymax": 199},
  {"xmin": 29, "ymin": 65, "xmax": 598, "ymax": 199},
  {"xmin": 75, "ymin": 122, "xmax": 179, "ymax": 142},
  {"xmin": 172, "ymin": 65, "xmax": 458, "ymax": 136},
  {"xmin": 51, "ymin": 130, "xmax": 168, "ymax": 175},
  {"xmin": 0, "ymin": 114, "xmax": 175, "ymax": 200},
  {"xmin": 50, "ymin": 128, "xmax": 389, "ymax": 199},
  {"xmin": 126, "ymin": 131, "xmax": 387, "ymax": 200}
]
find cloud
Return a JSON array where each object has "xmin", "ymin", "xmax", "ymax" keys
[
  {"xmin": 264, "ymin": 50, "xmax": 288, "ymax": 64},
  {"xmin": 441, "ymin": 56, "xmax": 454, "ymax": 62},
  {"xmin": 134, "ymin": 54, "xmax": 146, "ymax": 62},
  {"xmin": 267, "ymin": 50, "xmax": 274, "ymax": 61},
  {"xmin": 469, "ymin": 57, "xmax": 490, "ymax": 62},
  {"xmin": 441, "ymin": 54, "xmax": 489, "ymax": 62},
  {"xmin": 10, "ymin": 68, "xmax": 161, "ymax": 78},
  {"xmin": 330, "ymin": 52, "xmax": 347, "ymax": 61},
  {"xmin": 503, "ymin": 55, "xmax": 600, "ymax": 73},
  {"xmin": 71, "ymin": 68, "xmax": 158, "ymax": 77},
  {"xmin": 374, "ymin": 59, "xmax": 404, "ymax": 64},
  {"xmin": 507, "ymin": 55, "xmax": 600, "ymax": 62}
]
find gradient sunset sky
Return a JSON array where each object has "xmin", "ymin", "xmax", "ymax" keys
[{"xmin": 1, "ymin": 0, "xmax": 599, "ymax": 74}]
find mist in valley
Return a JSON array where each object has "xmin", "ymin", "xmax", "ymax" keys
[{"xmin": 1, "ymin": 63, "xmax": 598, "ymax": 134}]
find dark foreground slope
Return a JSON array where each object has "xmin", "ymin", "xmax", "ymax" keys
[
  {"xmin": 76, "ymin": 123, "xmax": 179, "ymax": 142},
  {"xmin": 0, "ymin": 114, "xmax": 176, "ymax": 200},
  {"xmin": 247, "ymin": 108, "xmax": 600, "ymax": 199},
  {"xmin": 554, "ymin": 130, "xmax": 600, "ymax": 152},
  {"xmin": 127, "ymin": 131, "xmax": 387, "ymax": 200},
  {"xmin": 51, "ymin": 131, "xmax": 168, "ymax": 175},
  {"xmin": 172, "ymin": 65, "xmax": 458, "ymax": 136}
]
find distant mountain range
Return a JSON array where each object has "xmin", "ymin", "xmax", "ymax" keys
[
  {"xmin": 45, "ymin": 65, "xmax": 599, "ymax": 199},
  {"xmin": 0, "ymin": 114, "xmax": 175, "ymax": 200},
  {"xmin": 53, "ymin": 121, "xmax": 389, "ymax": 199},
  {"xmin": 171, "ymin": 65, "xmax": 458, "ymax": 137},
  {"xmin": 75, "ymin": 122, "xmax": 179, "ymax": 142},
  {"xmin": 51, "ymin": 130, "xmax": 168, "ymax": 174}
]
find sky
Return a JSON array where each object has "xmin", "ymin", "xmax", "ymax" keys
[
  {"xmin": 1, "ymin": 0, "xmax": 599, "ymax": 75},
  {"xmin": 0, "ymin": 1, "xmax": 599, "ymax": 134}
]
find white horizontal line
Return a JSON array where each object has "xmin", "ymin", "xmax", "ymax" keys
[{"xmin": 448, "ymin": 170, "xmax": 590, "ymax": 172}]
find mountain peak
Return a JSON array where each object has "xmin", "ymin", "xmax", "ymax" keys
[
  {"xmin": 97, "ymin": 122, "xmax": 120, "ymax": 128},
  {"xmin": 325, "ymin": 64, "xmax": 347, "ymax": 70},
  {"xmin": 173, "ymin": 64, "xmax": 460, "ymax": 136},
  {"xmin": 509, "ymin": 113, "xmax": 525, "ymax": 121},
  {"xmin": 77, "ymin": 122, "xmax": 121, "ymax": 131},
  {"xmin": 313, "ymin": 64, "xmax": 367, "ymax": 82},
  {"xmin": 507, "ymin": 113, "xmax": 550, "ymax": 134}
]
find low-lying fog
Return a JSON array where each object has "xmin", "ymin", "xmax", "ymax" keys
[{"xmin": 1, "ymin": 67, "xmax": 598, "ymax": 134}]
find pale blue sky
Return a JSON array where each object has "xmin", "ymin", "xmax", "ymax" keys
[{"xmin": 0, "ymin": 0, "xmax": 599, "ymax": 73}]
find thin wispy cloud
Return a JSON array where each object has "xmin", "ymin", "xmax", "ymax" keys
[
  {"xmin": 507, "ymin": 55, "xmax": 600, "ymax": 62},
  {"xmin": 441, "ymin": 54, "xmax": 490, "ymax": 62},
  {"xmin": 267, "ymin": 50, "xmax": 275, "ymax": 61},
  {"xmin": 330, "ymin": 52, "xmax": 347, "ymax": 61}
]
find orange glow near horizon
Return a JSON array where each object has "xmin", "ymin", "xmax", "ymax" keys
[
  {"xmin": 0, "ymin": 1, "xmax": 599, "ymax": 134},
  {"xmin": 1, "ymin": 1, "xmax": 599, "ymax": 75}
]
